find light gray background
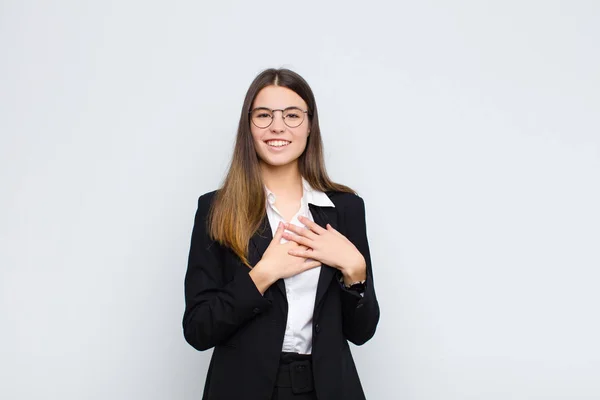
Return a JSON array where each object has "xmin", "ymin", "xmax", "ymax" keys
[{"xmin": 1, "ymin": 1, "xmax": 599, "ymax": 399}]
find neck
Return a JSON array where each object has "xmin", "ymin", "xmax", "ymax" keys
[{"xmin": 261, "ymin": 161, "xmax": 303, "ymax": 197}]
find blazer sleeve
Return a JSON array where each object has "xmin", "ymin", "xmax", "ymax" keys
[
  {"xmin": 182, "ymin": 193, "xmax": 272, "ymax": 351},
  {"xmin": 339, "ymin": 195, "xmax": 380, "ymax": 345}
]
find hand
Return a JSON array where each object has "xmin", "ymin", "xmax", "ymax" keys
[
  {"xmin": 282, "ymin": 216, "xmax": 366, "ymax": 283},
  {"xmin": 249, "ymin": 221, "xmax": 321, "ymax": 294}
]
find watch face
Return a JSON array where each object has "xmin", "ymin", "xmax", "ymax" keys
[{"xmin": 349, "ymin": 282, "xmax": 366, "ymax": 293}]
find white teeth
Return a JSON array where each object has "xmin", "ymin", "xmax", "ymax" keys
[{"xmin": 266, "ymin": 140, "xmax": 290, "ymax": 147}]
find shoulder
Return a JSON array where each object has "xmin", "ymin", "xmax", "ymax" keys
[
  {"xmin": 196, "ymin": 189, "xmax": 220, "ymax": 213},
  {"xmin": 325, "ymin": 191, "xmax": 368, "ymax": 234},
  {"xmin": 325, "ymin": 190, "xmax": 365, "ymax": 211}
]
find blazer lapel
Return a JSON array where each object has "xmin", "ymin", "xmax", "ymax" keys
[
  {"xmin": 309, "ymin": 202, "xmax": 339, "ymax": 310},
  {"xmin": 249, "ymin": 216, "xmax": 288, "ymax": 314},
  {"xmin": 249, "ymin": 214, "xmax": 271, "ymax": 268}
]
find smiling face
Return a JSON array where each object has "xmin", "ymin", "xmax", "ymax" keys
[{"xmin": 250, "ymin": 85, "xmax": 310, "ymax": 170}]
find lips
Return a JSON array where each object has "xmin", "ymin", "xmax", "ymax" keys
[{"xmin": 265, "ymin": 140, "xmax": 291, "ymax": 147}]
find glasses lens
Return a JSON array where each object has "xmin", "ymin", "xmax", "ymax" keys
[
  {"xmin": 251, "ymin": 108, "xmax": 273, "ymax": 128},
  {"xmin": 283, "ymin": 108, "xmax": 305, "ymax": 128}
]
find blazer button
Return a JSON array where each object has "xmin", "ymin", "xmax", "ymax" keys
[
  {"xmin": 253, "ymin": 307, "xmax": 261, "ymax": 314},
  {"xmin": 315, "ymin": 324, "xmax": 321, "ymax": 334}
]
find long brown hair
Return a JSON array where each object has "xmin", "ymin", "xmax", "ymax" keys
[{"xmin": 208, "ymin": 68, "xmax": 355, "ymax": 267}]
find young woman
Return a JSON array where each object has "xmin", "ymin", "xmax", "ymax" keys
[{"xmin": 183, "ymin": 68, "xmax": 380, "ymax": 400}]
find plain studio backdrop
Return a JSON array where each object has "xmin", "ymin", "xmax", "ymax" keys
[{"xmin": 1, "ymin": 1, "xmax": 599, "ymax": 399}]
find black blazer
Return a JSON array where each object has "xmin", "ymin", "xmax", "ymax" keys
[{"xmin": 182, "ymin": 189, "xmax": 380, "ymax": 400}]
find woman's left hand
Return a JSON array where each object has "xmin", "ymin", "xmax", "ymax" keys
[{"xmin": 283, "ymin": 215, "xmax": 366, "ymax": 282}]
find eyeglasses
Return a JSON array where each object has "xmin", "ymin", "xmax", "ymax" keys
[{"xmin": 249, "ymin": 107, "xmax": 309, "ymax": 129}]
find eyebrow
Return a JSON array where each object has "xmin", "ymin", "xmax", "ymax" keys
[{"xmin": 252, "ymin": 106, "xmax": 304, "ymax": 110}]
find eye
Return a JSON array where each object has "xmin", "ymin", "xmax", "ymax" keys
[
  {"xmin": 256, "ymin": 113, "xmax": 271, "ymax": 118},
  {"xmin": 284, "ymin": 109, "xmax": 303, "ymax": 119}
]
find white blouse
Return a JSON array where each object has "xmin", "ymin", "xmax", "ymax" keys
[{"xmin": 264, "ymin": 177, "xmax": 335, "ymax": 355}]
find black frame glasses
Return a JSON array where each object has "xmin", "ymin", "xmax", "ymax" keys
[{"xmin": 249, "ymin": 106, "xmax": 310, "ymax": 128}]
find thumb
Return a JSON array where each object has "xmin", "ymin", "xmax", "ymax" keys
[
  {"xmin": 300, "ymin": 260, "xmax": 321, "ymax": 273},
  {"xmin": 271, "ymin": 221, "xmax": 285, "ymax": 244}
]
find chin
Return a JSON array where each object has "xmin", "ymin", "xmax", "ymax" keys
[
  {"xmin": 259, "ymin": 155, "xmax": 300, "ymax": 168},
  {"xmin": 263, "ymin": 159, "xmax": 297, "ymax": 168}
]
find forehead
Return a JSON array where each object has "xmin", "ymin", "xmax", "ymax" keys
[{"xmin": 253, "ymin": 85, "xmax": 307, "ymax": 109}]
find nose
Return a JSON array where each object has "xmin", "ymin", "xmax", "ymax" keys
[{"xmin": 270, "ymin": 110, "xmax": 286, "ymax": 132}]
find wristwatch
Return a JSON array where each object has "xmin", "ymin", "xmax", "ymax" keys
[{"xmin": 344, "ymin": 279, "xmax": 366, "ymax": 294}]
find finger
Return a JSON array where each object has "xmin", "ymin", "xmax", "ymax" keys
[
  {"xmin": 288, "ymin": 247, "xmax": 314, "ymax": 258},
  {"xmin": 283, "ymin": 241, "xmax": 309, "ymax": 251},
  {"xmin": 271, "ymin": 221, "xmax": 285, "ymax": 244},
  {"xmin": 326, "ymin": 223, "xmax": 345, "ymax": 238},
  {"xmin": 298, "ymin": 216, "xmax": 327, "ymax": 235},
  {"xmin": 283, "ymin": 231, "xmax": 312, "ymax": 247},
  {"xmin": 285, "ymin": 222, "xmax": 318, "ymax": 240},
  {"xmin": 299, "ymin": 260, "xmax": 321, "ymax": 272}
]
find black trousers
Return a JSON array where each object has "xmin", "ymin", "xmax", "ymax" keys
[{"xmin": 271, "ymin": 352, "xmax": 318, "ymax": 400}]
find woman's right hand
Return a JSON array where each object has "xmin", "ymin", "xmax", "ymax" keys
[{"xmin": 249, "ymin": 221, "xmax": 321, "ymax": 294}]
